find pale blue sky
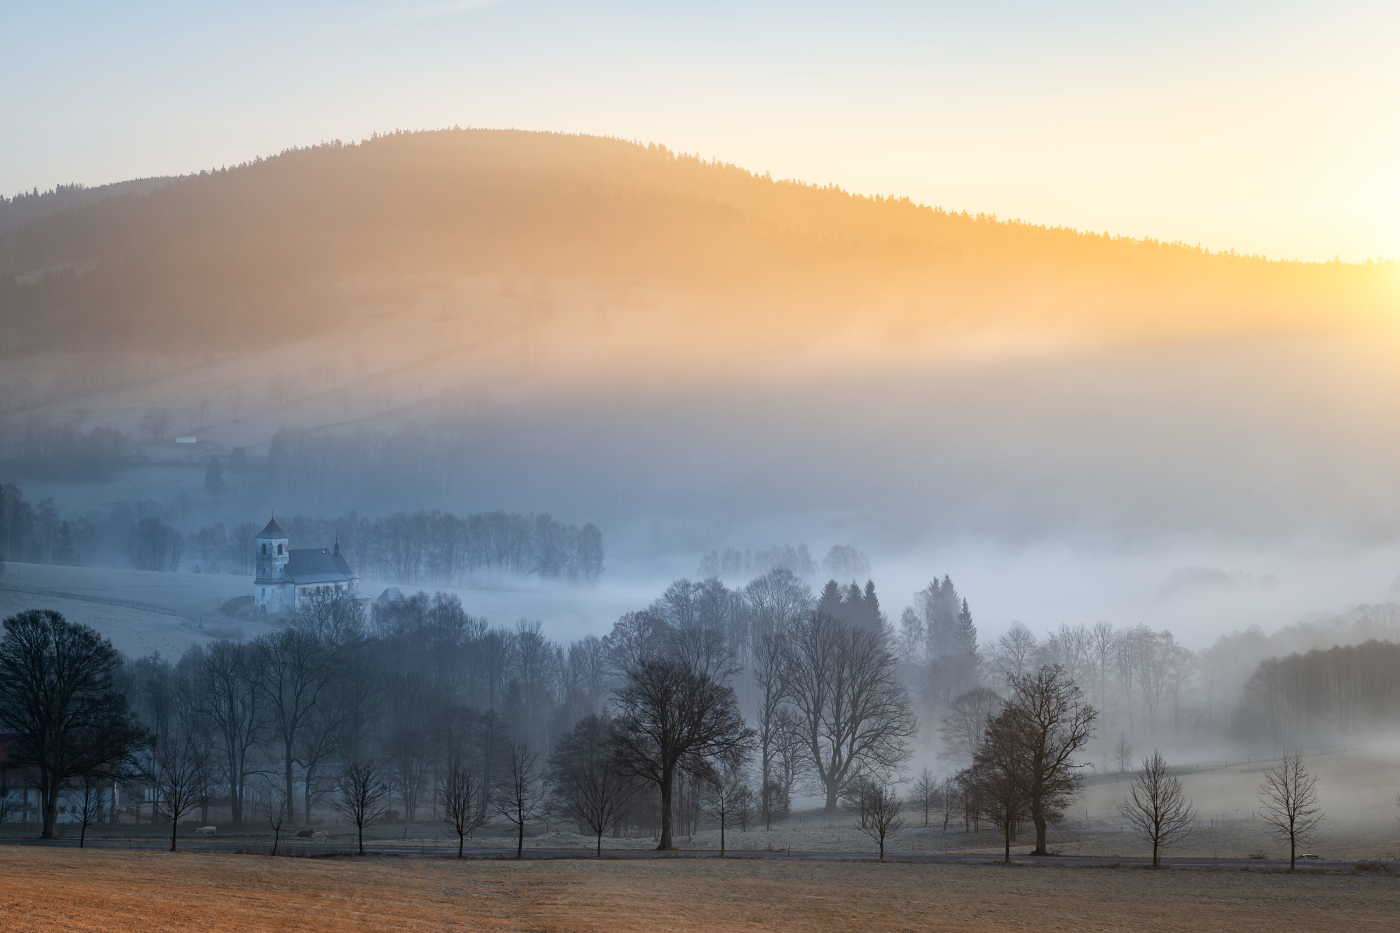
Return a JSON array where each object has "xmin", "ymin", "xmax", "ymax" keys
[{"xmin": 4, "ymin": 0, "xmax": 1397, "ymax": 261}]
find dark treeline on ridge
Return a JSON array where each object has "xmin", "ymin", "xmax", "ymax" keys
[
  {"xmin": 2, "ymin": 129, "xmax": 1392, "ymax": 352},
  {"xmin": 0, "ymin": 177, "xmax": 175, "ymax": 234}
]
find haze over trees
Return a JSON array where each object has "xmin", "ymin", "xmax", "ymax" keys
[{"xmin": 0, "ymin": 556, "xmax": 1383, "ymax": 862}]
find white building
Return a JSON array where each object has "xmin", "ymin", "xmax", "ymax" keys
[{"xmin": 252, "ymin": 517, "xmax": 362, "ymax": 614}]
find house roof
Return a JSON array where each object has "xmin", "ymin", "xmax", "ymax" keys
[
  {"xmin": 284, "ymin": 547, "xmax": 358, "ymax": 585},
  {"xmin": 256, "ymin": 516, "xmax": 286, "ymax": 539}
]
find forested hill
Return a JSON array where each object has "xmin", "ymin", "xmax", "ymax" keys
[
  {"xmin": 0, "ymin": 176, "xmax": 176, "ymax": 234},
  {"xmin": 0, "ymin": 128, "xmax": 1394, "ymax": 351}
]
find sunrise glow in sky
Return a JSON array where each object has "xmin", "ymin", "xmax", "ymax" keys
[{"xmin": 5, "ymin": 0, "xmax": 1397, "ymax": 263}]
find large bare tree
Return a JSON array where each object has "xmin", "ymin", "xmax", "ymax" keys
[
  {"xmin": 1258, "ymin": 751, "xmax": 1322, "ymax": 870},
  {"xmin": 0, "ymin": 610, "xmax": 139, "ymax": 839},
  {"xmin": 784, "ymin": 612, "xmax": 916, "ymax": 812},
  {"xmin": 1119, "ymin": 750, "xmax": 1195, "ymax": 866},
  {"xmin": 751, "ymin": 626, "xmax": 789, "ymax": 828},
  {"xmin": 1000, "ymin": 664, "xmax": 1097, "ymax": 855},
  {"xmin": 254, "ymin": 627, "xmax": 338, "ymax": 823},
  {"xmin": 610, "ymin": 655, "xmax": 754, "ymax": 850},
  {"xmin": 187, "ymin": 641, "xmax": 262, "ymax": 824}
]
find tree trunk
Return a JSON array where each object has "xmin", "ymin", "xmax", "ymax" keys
[
  {"xmin": 824, "ymin": 779, "xmax": 839, "ymax": 814},
  {"xmin": 597, "ymin": 831, "xmax": 603, "ymax": 857},
  {"xmin": 657, "ymin": 763, "xmax": 675, "ymax": 851},
  {"xmin": 1030, "ymin": 797, "xmax": 1048, "ymax": 855},
  {"xmin": 170, "ymin": 814, "xmax": 179, "ymax": 852},
  {"xmin": 458, "ymin": 833, "xmax": 464, "ymax": 858},
  {"xmin": 41, "ymin": 773, "xmax": 59, "ymax": 839},
  {"xmin": 285, "ymin": 749, "xmax": 296, "ymax": 826},
  {"xmin": 1004, "ymin": 821, "xmax": 1011, "ymax": 863},
  {"xmin": 720, "ymin": 817, "xmax": 725, "ymax": 857},
  {"xmin": 303, "ymin": 765, "xmax": 315, "ymax": 828},
  {"xmin": 516, "ymin": 810, "xmax": 525, "ymax": 859},
  {"xmin": 358, "ymin": 823, "xmax": 365, "ymax": 855},
  {"xmin": 1152, "ymin": 838, "xmax": 1159, "ymax": 867}
]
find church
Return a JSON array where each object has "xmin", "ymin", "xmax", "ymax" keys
[{"xmin": 252, "ymin": 517, "xmax": 363, "ymax": 614}]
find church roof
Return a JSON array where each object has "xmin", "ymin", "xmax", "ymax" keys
[
  {"xmin": 256, "ymin": 517, "xmax": 286, "ymax": 539},
  {"xmin": 284, "ymin": 547, "xmax": 358, "ymax": 585}
]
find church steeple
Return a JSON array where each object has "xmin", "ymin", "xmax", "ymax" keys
[{"xmin": 255, "ymin": 515, "xmax": 290, "ymax": 582}]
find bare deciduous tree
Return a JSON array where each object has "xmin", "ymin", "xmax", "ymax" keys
[
  {"xmin": 969, "ymin": 725, "xmax": 1031, "ymax": 863},
  {"xmin": 784, "ymin": 612, "xmax": 916, "ymax": 812},
  {"xmin": 255, "ymin": 627, "xmax": 337, "ymax": 824},
  {"xmin": 939, "ymin": 687, "xmax": 1001, "ymax": 765},
  {"xmin": 1258, "ymin": 751, "xmax": 1322, "ymax": 870},
  {"xmin": 1113, "ymin": 733, "xmax": 1133, "ymax": 778},
  {"xmin": 0, "ymin": 610, "xmax": 138, "ymax": 839},
  {"xmin": 226, "ymin": 384, "xmax": 243, "ymax": 421},
  {"xmin": 188, "ymin": 641, "xmax": 262, "ymax": 825},
  {"xmin": 439, "ymin": 762, "xmax": 489, "ymax": 858},
  {"xmin": 139, "ymin": 407, "xmax": 173, "ymax": 443},
  {"xmin": 938, "ymin": 775, "xmax": 959, "ymax": 831},
  {"xmin": 495, "ymin": 739, "xmax": 543, "ymax": 859},
  {"xmin": 843, "ymin": 779, "xmax": 905, "ymax": 860},
  {"xmin": 910, "ymin": 766, "xmax": 939, "ymax": 828},
  {"xmin": 1000, "ymin": 665, "xmax": 1097, "ymax": 855},
  {"xmin": 547, "ymin": 714, "xmax": 635, "ymax": 857},
  {"xmin": 70, "ymin": 772, "xmax": 107, "ymax": 848},
  {"xmin": 260, "ymin": 780, "xmax": 289, "ymax": 855},
  {"xmin": 701, "ymin": 765, "xmax": 747, "ymax": 856},
  {"xmin": 333, "ymin": 758, "xmax": 392, "ymax": 855},
  {"xmin": 610, "ymin": 655, "xmax": 754, "ymax": 850},
  {"xmin": 152, "ymin": 732, "xmax": 210, "ymax": 852},
  {"xmin": 1118, "ymin": 750, "xmax": 1195, "ymax": 866}
]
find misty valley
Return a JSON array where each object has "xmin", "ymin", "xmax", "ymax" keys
[{"xmin": 1, "ymin": 126, "xmax": 1399, "ymax": 932}]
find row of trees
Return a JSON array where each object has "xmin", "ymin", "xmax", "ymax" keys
[
  {"xmin": 0, "ymin": 419, "xmax": 127, "ymax": 480},
  {"xmin": 1238, "ymin": 640, "xmax": 1400, "ymax": 743},
  {"xmin": 0, "ymin": 601, "xmax": 1336, "ymax": 866},
  {"xmin": 190, "ymin": 510, "xmax": 604, "ymax": 583},
  {"xmin": 0, "ymin": 477, "xmax": 605, "ymax": 585}
]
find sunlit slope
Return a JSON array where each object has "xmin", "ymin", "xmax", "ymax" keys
[{"xmin": 2, "ymin": 128, "xmax": 1394, "ymax": 355}]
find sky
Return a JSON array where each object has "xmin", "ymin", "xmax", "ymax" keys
[{"xmin": 4, "ymin": 0, "xmax": 1397, "ymax": 263}]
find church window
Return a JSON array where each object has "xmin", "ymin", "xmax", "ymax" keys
[
  {"xmin": 278, "ymin": 543, "xmax": 284, "ymax": 555},
  {"xmin": 261, "ymin": 543, "xmax": 267, "ymax": 555}
]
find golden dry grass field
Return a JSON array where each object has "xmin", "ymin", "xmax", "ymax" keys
[{"xmin": 1, "ymin": 848, "xmax": 1396, "ymax": 933}]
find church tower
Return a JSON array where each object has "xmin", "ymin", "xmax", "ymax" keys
[{"xmin": 254, "ymin": 516, "xmax": 291, "ymax": 612}]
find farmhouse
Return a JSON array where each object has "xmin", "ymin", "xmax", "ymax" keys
[{"xmin": 252, "ymin": 517, "xmax": 362, "ymax": 614}]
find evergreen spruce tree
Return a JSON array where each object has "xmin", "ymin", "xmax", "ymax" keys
[
  {"xmin": 955, "ymin": 598, "xmax": 977, "ymax": 655},
  {"xmin": 817, "ymin": 580, "xmax": 844, "ymax": 619},
  {"xmin": 860, "ymin": 580, "xmax": 886, "ymax": 635},
  {"xmin": 54, "ymin": 521, "xmax": 77, "ymax": 565},
  {"xmin": 204, "ymin": 456, "xmax": 224, "ymax": 494}
]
